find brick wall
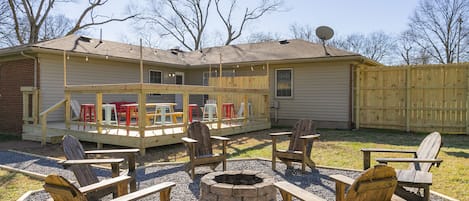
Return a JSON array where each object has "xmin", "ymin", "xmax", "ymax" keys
[{"xmin": 0, "ymin": 59, "xmax": 35, "ymax": 134}]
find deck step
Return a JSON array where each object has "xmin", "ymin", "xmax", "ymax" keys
[{"xmin": 22, "ymin": 124, "xmax": 64, "ymax": 144}]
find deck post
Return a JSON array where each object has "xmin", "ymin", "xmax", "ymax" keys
[
  {"xmin": 217, "ymin": 94, "xmax": 222, "ymax": 129},
  {"xmin": 32, "ymin": 88, "xmax": 39, "ymax": 125},
  {"xmin": 41, "ymin": 114, "xmax": 47, "ymax": 146},
  {"xmin": 65, "ymin": 92, "xmax": 71, "ymax": 130},
  {"xmin": 182, "ymin": 92, "xmax": 189, "ymax": 133},
  {"xmin": 138, "ymin": 88, "xmax": 147, "ymax": 155},
  {"xmin": 96, "ymin": 93, "xmax": 103, "ymax": 149}
]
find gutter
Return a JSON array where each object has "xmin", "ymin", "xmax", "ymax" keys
[{"xmin": 20, "ymin": 51, "xmax": 38, "ymax": 88}]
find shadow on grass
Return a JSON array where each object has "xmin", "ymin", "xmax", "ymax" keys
[
  {"xmin": 444, "ymin": 151, "xmax": 469, "ymax": 158},
  {"xmin": 322, "ymin": 128, "xmax": 469, "ymax": 150}
]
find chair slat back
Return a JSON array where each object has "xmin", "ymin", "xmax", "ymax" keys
[
  {"xmin": 187, "ymin": 122, "xmax": 213, "ymax": 157},
  {"xmin": 43, "ymin": 174, "xmax": 87, "ymax": 201},
  {"xmin": 346, "ymin": 165, "xmax": 397, "ymax": 201},
  {"xmin": 62, "ymin": 135, "xmax": 99, "ymax": 186},
  {"xmin": 288, "ymin": 119, "xmax": 316, "ymax": 156},
  {"xmin": 410, "ymin": 132, "xmax": 442, "ymax": 172}
]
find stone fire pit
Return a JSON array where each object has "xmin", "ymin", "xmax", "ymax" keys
[{"xmin": 200, "ymin": 170, "xmax": 276, "ymax": 201}]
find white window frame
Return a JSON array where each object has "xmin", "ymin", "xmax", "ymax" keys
[
  {"xmin": 149, "ymin": 70, "xmax": 163, "ymax": 96},
  {"xmin": 275, "ymin": 68, "xmax": 293, "ymax": 98}
]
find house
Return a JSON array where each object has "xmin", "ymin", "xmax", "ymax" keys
[{"xmin": 0, "ymin": 35, "xmax": 379, "ymax": 136}]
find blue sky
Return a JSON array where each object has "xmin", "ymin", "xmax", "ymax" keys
[{"xmin": 56, "ymin": 0, "xmax": 420, "ymax": 47}]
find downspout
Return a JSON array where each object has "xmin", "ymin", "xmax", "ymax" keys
[
  {"xmin": 20, "ymin": 51, "xmax": 38, "ymax": 88},
  {"xmin": 349, "ymin": 64, "xmax": 354, "ymax": 129}
]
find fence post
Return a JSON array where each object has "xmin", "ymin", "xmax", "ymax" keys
[
  {"xmin": 466, "ymin": 66, "xmax": 469, "ymax": 134},
  {"xmin": 406, "ymin": 67, "xmax": 411, "ymax": 132}
]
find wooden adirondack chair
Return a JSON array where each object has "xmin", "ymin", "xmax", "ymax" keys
[
  {"xmin": 181, "ymin": 122, "xmax": 229, "ymax": 179},
  {"xmin": 361, "ymin": 131, "xmax": 443, "ymax": 201},
  {"xmin": 61, "ymin": 135, "xmax": 139, "ymax": 200},
  {"xmin": 43, "ymin": 174, "xmax": 175, "ymax": 201},
  {"xmin": 274, "ymin": 164, "xmax": 398, "ymax": 201},
  {"xmin": 270, "ymin": 119, "xmax": 320, "ymax": 173}
]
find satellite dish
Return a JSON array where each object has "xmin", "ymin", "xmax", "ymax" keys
[{"xmin": 315, "ymin": 26, "xmax": 334, "ymax": 41}]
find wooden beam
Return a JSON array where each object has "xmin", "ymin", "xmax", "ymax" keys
[
  {"xmin": 182, "ymin": 92, "xmax": 189, "ymax": 133},
  {"xmin": 65, "ymin": 92, "xmax": 71, "ymax": 130}
]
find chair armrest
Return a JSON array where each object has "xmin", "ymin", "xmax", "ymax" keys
[
  {"xmin": 300, "ymin": 134, "xmax": 320, "ymax": 140},
  {"xmin": 376, "ymin": 158, "xmax": 443, "ymax": 165},
  {"xmin": 274, "ymin": 181, "xmax": 326, "ymax": 201},
  {"xmin": 269, "ymin": 131, "xmax": 292, "ymax": 137},
  {"xmin": 329, "ymin": 174, "xmax": 354, "ymax": 186},
  {"xmin": 59, "ymin": 158, "xmax": 124, "ymax": 166},
  {"xmin": 361, "ymin": 148, "xmax": 416, "ymax": 154},
  {"xmin": 182, "ymin": 137, "xmax": 197, "ymax": 143},
  {"xmin": 330, "ymin": 174, "xmax": 354, "ymax": 201},
  {"xmin": 211, "ymin": 136, "xmax": 230, "ymax": 141},
  {"xmin": 110, "ymin": 182, "xmax": 176, "ymax": 201},
  {"xmin": 79, "ymin": 175, "xmax": 132, "ymax": 194},
  {"xmin": 361, "ymin": 148, "xmax": 417, "ymax": 170},
  {"xmin": 85, "ymin": 149, "xmax": 140, "ymax": 155}
]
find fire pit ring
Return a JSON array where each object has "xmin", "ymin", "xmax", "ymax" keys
[{"xmin": 200, "ymin": 170, "xmax": 276, "ymax": 201}]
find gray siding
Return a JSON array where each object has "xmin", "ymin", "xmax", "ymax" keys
[
  {"xmin": 270, "ymin": 62, "xmax": 351, "ymax": 127},
  {"xmin": 39, "ymin": 54, "xmax": 180, "ymax": 121}
]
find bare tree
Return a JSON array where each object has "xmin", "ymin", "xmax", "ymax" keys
[
  {"xmin": 333, "ymin": 32, "xmax": 396, "ymax": 63},
  {"xmin": 135, "ymin": 0, "xmax": 283, "ymax": 50},
  {"xmin": 289, "ymin": 23, "xmax": 316, "ymax": 42},
  {"xmin": 135, "ymin": 0, "xmax": 212, "ymax": 51},
  {"xmin": 2, "ymin": 0, "xmax": 136, "ymax": 46},
  {"xmin": 246, "ymin": 31, "xmax": 281, "ymax": 43},
  {"xmin": 214, "ymin": 0, "xmax": 283, "ymax": 45},
  {"xmin": 406, "ymin": 0, "xmax": 468, "ymax": 63}
]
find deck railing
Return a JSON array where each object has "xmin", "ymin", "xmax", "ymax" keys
[
  {"xmin": 20, "ymin": 86, "xmax": 39, "ymax": 125},
  {"xmin": 62, "ymin": 83, "xmax": 270, "ymax": 154}
]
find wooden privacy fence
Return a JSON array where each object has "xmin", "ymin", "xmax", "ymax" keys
[
  {"xmin": 209, "ymin": 75, "xmax": 269, "ymax": 118},
  {"xmin": 356, "ymin": 63, "xmax": 469, "ymax": 134}
]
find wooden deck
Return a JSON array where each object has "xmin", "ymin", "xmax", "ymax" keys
[{"xmin": 22, "ymin": 119, "xmax": 271, "ymax": 152}]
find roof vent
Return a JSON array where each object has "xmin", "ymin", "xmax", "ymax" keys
[
  {"xmin": 279, "ymin": 40, "xmax": 289, "ymax": 45},
  {"xmin": 170, "ymin": 48, "xmax": 183, "ymax": 55},
  {"xmin": 78, "ymin": 36, "xmax": 92, "ymax": 43}
]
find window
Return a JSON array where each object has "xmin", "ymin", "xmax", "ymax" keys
[
  {"xmin": 275, "ymin": 69, "xmax": 293, "ymax": 98},
  {"xmin": 149, "ymin": 70, "xmax": 162, "ymax": 96},
  {"xmin": 149, "ymin": 70, "xmax": 162, "ymax": 84}
]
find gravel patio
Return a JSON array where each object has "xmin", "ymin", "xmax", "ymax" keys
[{"xmin": 0, "ymin": 150, "xmax": 450, "ymax": 201}]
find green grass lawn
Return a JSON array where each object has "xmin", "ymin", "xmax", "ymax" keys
[
  {"xmin": 227, "ymin": 129, "xmax": 468, "ymax": 200},
  {"xmin": 1, "ymin": 129, "xmax": 468, "ymax": 200}
]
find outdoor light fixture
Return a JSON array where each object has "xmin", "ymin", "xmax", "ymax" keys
[
  {"xmin": 168, "ymin": 73, "xmax": 176, "ymax": 77},
  {"xmin": 251, "ymin": 65, "xmax": 254, "ymax": 71},
  {"xmin": 85, "ymin": 56, "xmax": 89, "ymax": 62}
]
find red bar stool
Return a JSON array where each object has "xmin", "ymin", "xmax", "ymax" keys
[
  {"xmin": 79, "ymin": 104, "xmax": 96, "ymax": 130},
  {"xmin": 222, "ymin": 103, "xmax": 235, "ymax": 119},
  {"xmin": 188, "ymin": 104, "xmax": 200, "ymax": 122}
]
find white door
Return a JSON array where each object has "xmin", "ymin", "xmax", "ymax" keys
[{"xmin": 175, "ymin": 72, "xmax": 184, "ymax": 110}]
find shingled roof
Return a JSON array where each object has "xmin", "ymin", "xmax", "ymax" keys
[{"xmin": 0, "ymin": 34, "xmax": 377, "ymax": 66}]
